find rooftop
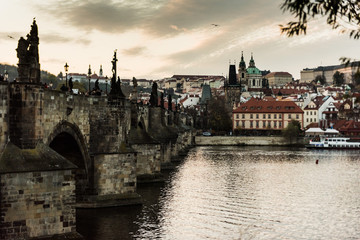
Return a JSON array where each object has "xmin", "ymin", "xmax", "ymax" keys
[{"xmin": 233, "ymin": 98, "xmax": 303, "ymax": 114}]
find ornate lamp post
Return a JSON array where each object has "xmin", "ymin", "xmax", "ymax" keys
[
  {"xmin": 64, "ymin": 62, "xmax": 69, "ymax": 87},
  {"xmin": 88, "ymin": 65, "xmax": 92, "ymax": 93},
  {"xmin": 105, "ymin": 76, "xmax": 108, "ymax": 94}
]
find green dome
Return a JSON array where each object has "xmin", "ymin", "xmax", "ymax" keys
[{"xmin": 247, "ymin": 67, "xmax": 261, "ymax": 75}]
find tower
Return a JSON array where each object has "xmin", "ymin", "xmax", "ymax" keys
[
  {"xmin": 224, "ymin": 62, "xmax": 241, "ymax": 109},
  {"xmin": 238, "ymin": 51, "xmax": 247, "ymax": 89},
  {"xmin": 246, "ymin": 53, "xmax": 262, "ymax": 88}
]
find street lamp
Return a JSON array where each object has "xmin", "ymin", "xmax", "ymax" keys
[
  {"xmin": 4, "ymin": 69, "xmax": 8, "ymax": 82},
  {"xmin": 88, "ymin": 65, "xmax": 92, "ymax": 93},
  {"xmin": 64, "ymin": 62, "xmax": 69, "ymax": 87},
  {"xmin": 105, "ymin": 76, "xmax": 108, "ymax": 94}
]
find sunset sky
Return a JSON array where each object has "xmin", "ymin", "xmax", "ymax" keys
[{"xmin": 1, "ymin": 0, "xmax": 358, "ymax": 80}]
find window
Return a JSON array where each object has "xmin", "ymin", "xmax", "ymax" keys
[
  {"xmin": 250, "ymin": 121, "xmax": 253, "ymax": 128},
  {"xmin": 288, "ymin": 114, "xmax": 291, "ymax": 119},
  {"xmin": 242, "ymin": 114, "xmax": 245, "ymax": 119},
  {"xmin": 242, "ymin": 73, "xmax": 244, "ymax": 78},
  {"xmin": 306, "ymin": 119, "xmax": 309, "ymax": 122},
  {"xmin": 250, "ymin": 114, "xmax": 253, "ymax": 119},
  {"xmin": 279, "ymin": 122, "xmax": 282, "ymax": 127},
  {"xmin": 268, "ymin": 121, "xmax": 271, "ymax": 128},
  {"xmin": 256, "ymin": 121, "xmax": 259, "ymax": 128},
  {"xmin": 263, "ymin": 121, "xmax": 266, "ymax": 128},
  {"xmin": 236, "ymin": 121, "xmax": 239, "ymax": 127},
  {"xmin": 306, "ymin": 112, "xmax": 308, "ymax": 115},
  {"xmin": 242, "ymin": 121, "xmax": 245, "ymax": 128},
  {"xmin": 274, "ymin": 121, "xmax": 277, "ymax": 128},
  {"xmin": 263, "ymin": 114, "xmax": 266, "ymax": 119},
  {"xmin": 279, "ymin": 114, "xmax": 282, "ymax": 119},
  {"xmin": 256, "ymin": 114, "xmax": 259, "ymax": 119},
  {"xmin": 236, "ymin": 114, "xmax": 239, "ymax": 119},
  {"xmin": 274, "ymin": 114, "xmax": 277, "ymax": 119},
  {"xmin": 310, "ymin": 111, "xmax": 312, "ymax": 115},
  {"xmin": 268, "ymin": 114, "xmax": 271, "ymax": 119},
  {"xmin": 296, "ymin": 114, "xmax": 299, "ymax": 119}
]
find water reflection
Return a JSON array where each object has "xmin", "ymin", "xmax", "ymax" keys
[{"xmin": 78, "ymin": 146, "xmax": 360, "ymax": 239}]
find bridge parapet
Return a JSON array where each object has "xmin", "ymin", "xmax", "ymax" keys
[{"xmin": 0, "ymin": 82, "xmax": 9, "ymax": 151}]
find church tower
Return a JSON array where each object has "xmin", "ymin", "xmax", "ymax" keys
[
  {"xmin": 247, "ymin": 53, "xmax": 262, "ymax": 88},
  {"xmin": 238, "ymin": 51, "xmax": 247, "ymax": 90},
  {"xmin": 225, "ymin": 62, "xmax": 241, "ymax": 109}
]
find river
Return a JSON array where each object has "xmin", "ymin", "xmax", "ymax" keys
[{"xmin": 77, "ymin": 146, "xmax": 360, "ymax": 239}]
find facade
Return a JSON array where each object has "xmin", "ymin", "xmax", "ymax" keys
[
  {"xmin": 303, "ymin": 100, "xmax": 319, "ymax": 128},
  {"xmin": 265, "ymin": 72, "xmax": 292, "ymax": 86},
  {"xmin": 300, "ymin": 62, "xmax": 360, "ymax": 84},
  {"xmin": 224, "ymin": 64, "xmax": 242, "ymax": 108},
  {"xmin": 246, "ymin": 54, "xmax": 263, "ymax": 88},
  {"xmin": 164, "ymin": 79, "xmax": 177, "ymax": 89},
  {"xmin": 232, "ymin": 98, "xmax": 304, "ymax": 131}
]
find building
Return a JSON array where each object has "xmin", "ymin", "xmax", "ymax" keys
[
  {"xmin": 224, "ymin": 64, "xmax": 242, "ymax": 108},
  {"xmin": 303, "ymin": 100, "xmax": 320, "ymax": 128},
  {"xmin": 245, "ymin": 53, "xmax": 263, "ymax": 88},
  {"xmin": 232, "ymin": 98, "xmax": 304, "ymax": 132},
  {"xmin": 300, "ymin": 61, "xmax": 360, "ymax": 84},
  {"xmin": 265, "ymin": 72, "xmax": 293, "ymax": 86}
]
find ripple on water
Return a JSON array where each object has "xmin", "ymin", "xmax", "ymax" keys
[{"xmin": 132, "ymin": 146, "xmax": 360, "ymax": 240}]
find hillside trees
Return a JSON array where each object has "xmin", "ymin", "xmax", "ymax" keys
[
  {"xmin": 207, "ymin": 97, "xmax": 232, "ymax": 133},
  {"xmin": 282, "ymin": 120, "xmax": 302, "ymax": 144},
  {"xmin": 333, "ymin": 71, "xmax": 345, "ymax": 86}
]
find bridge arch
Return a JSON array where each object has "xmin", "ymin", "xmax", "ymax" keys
[
  {"xmin": 138, "ymin": 116, "xmax": 147, "ymax": 131},
  {"xmin": 46, "ymin": 121, "xmax": 91, "ymax": 200}
]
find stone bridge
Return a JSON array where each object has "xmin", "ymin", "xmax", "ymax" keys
[
  {"xmin": 0, "ymin": 80, "xmax": 194, "ymax": 239},
  {"xmin": 0, "ymin": 20, "xmax": 194, "ymax": 240}
]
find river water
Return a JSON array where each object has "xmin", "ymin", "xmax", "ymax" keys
[{"xmin": 77, "ymin": 146, "xmax": 360, "ymax": 240}]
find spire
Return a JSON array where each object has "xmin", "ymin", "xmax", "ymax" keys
[
  {"xmin": 249, "ymin": 52, "xmax": 255, "ymax": 67},
  {"xmin": 239, "ymin": 51, "xmax": 246, "ymax": 69},
  {"xmin": 99, "ymin": 65, "xmax": 103, "ymax": 77}
]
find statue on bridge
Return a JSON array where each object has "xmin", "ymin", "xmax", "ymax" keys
[
  {"xmin": 160, "ymin": 93, "xmax": 164, "ymax": 109},
  {"xmin": 149, "ymin": 82, "xmax": 158, "ymax": 107},
  {"xmin": 16, "ymin": 18, "xmax": 41, "ymax": 83},
  {"xmin": 168, "ymin": 94, "xmax": 172, "ymax": 111},
  {"xmin": 109, "ymin": 50, "xmax": 125, "ymax": 99}
]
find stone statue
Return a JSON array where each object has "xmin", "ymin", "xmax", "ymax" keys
[
  {"xmin": 130, "ymin": 77, "xmax": 138, "ymax": 102},
  {"xmin": 132, "ymin": 77, "xmax": 138, "ymax": 88},
  {"xmin": 108, "ymin": 50, "xmax": 125, "ymax": 99},
  {"xmin": 149, "ymin": 82, "xmax": 158, "ymax": 107},
  {"xmin": 168, "ymin": 94, "xmax": 172, "ymax": 111},
  {"xmin": 16, "ymin": 18, "xmax": 40, "ymax": 83},
  {"xmin": 95, "ymin": 79, "xmax": 100, "ymax": 90},
  {"xmin": 69, "ymin": 77, "xmax": 73, "ymax": 91},
  {"xmin": 160, "ymin": 93, "xmax": 164, "ymax": 108}
]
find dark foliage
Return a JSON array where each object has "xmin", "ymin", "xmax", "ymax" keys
[{"xmin": 280, "ymin": 0, "xmax": 360, "ymax": 39}]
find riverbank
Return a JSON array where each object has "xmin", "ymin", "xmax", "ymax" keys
[{"xmin": 195, "ymin": 136, "xmax": 306, "ymax": 146}]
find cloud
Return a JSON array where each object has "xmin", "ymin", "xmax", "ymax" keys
[
  {"xmin": 122, "ymin": 46, "xmax": 147, "ymax": 56},
  {"xmin": 35, "ymin": 0, "xmax": 283, "ymax": 37},
  {"xmin": 36, "ymin": 0, "xmax": 155, "ymax": 33}
]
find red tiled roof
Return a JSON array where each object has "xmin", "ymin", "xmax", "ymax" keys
[
  {"xmin": 233, "ymin": 98, "xmax": 303, "ymax": 113},
  {"xmin": 265, "ymin": 72, "xmax": 292, "ymax": 78},
  {"xmin": 272, "ymin": 88, "xmax": 309, "ymax": 95}
]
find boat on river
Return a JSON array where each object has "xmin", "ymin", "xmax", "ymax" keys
[{"xmin": 306, "ymin": 136, "xmax": 360, "ymax": 149}]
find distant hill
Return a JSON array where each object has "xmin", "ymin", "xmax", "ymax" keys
[
  {"xmin": 0, "ymin": 63, "xmax": 57, "ymax": 84},
  {"xmin": 0, "ymin": 64, "xmax": 18, "ymax": 81}
]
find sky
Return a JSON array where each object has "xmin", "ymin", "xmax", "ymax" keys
[{"xmin": 0, "ymin": 0, "xmax": 359, "ymax": 80}]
